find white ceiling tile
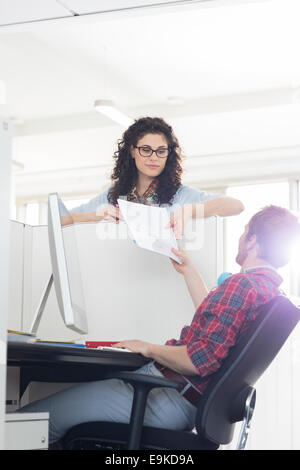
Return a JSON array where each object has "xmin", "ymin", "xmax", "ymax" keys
[
  {"xmin": 0, "ymin": 0, "xmax": 73, "ymax": 26},
  {"xmin": 62, "ymin": 0, "xmax": 189, "ymax": 15},
  {"xmin": 1, "ymin": 0, "xmax": 300, "ymax": 128}
]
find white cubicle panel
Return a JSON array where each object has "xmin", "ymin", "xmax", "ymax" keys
[
  {"xmin": 9, "ymin": 217, "xmax": 223, "ymax": 344},
  {"xmin": 22, "ymin": 224, "xmax": 53, "ymax": 333},
  {"xmin": 7, "ymin": 222, "xmax": 55, "ymax": 334},
  {"xmin": 73, "ymin": 218, "xmax": 222, "ymax": 344},
  {"xmin": 8, "ymin": 221, "xmax": 24, "ymax": 331}
]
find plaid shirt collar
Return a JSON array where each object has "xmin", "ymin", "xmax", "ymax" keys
[
  {"xmin": 127, "ymin": 178, "xmax": 159, "ymax": 205},
  {"xmin": 242, "ymin": 266, "xmax": 283, "ymax": 287}
]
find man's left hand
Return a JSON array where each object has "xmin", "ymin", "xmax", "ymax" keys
[{"xmin": 114, "ymin": 340, "xmax": 153, "ymax": 357}]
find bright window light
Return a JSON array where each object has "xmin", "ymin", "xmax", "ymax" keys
[
  {"xmin": 25, "ymin": 203, "xmax": 40, "ymax": 226},
  {"xmin": 289, "ymin": 234, "xmax": 300, "ymax": 270},
  {"xmin": 289, "ymin": 181, "xmax": 300, "ymax": 299},
  {"xmin": 22, "ymin": 197, "xmax": 93, "ymax": 226},
  {"xmin": 63, "ymin": 198, "xmax": 91, "ymax": 211}
]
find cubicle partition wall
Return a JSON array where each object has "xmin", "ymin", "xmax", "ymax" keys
[{"xmin": 8, "ymin": 217, "xmax": 223, "ymax": 345}]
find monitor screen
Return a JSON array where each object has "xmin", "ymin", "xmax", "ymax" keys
[{"xmin": 48, "ymin": 193, "xmax": 88, "ymax": 334}]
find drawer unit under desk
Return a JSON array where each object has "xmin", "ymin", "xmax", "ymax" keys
[{"xmin": 5, "ymin": 412, "xmax": 49, "ymax": 450}]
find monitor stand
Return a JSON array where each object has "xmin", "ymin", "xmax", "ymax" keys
[{"xmin": 29, "ymin": 274, "xmax": 53, "ymax": 336}]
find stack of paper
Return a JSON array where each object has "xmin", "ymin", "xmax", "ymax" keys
[{"xmin": 118, "ymin": 199, "xmax": 181, "ymax": 264}]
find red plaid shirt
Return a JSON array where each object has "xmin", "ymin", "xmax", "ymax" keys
[{"xmin": 165, "ymin": 267, "xmax": 283, "ymax": 394}]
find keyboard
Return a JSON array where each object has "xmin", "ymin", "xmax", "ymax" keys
[{"xmin": 96, "ymin": 346, "xmax": 133, "ymax": 353}]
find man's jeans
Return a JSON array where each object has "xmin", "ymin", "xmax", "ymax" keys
[{"xmin": 19, "ymin": 361, "xmax": 197, "ymax": 444}]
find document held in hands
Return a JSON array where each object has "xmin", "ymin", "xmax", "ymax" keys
[{"xmin": 118, "ymin": 199, "xmax": 182, "ymax": 264}]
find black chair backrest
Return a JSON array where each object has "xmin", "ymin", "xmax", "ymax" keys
[{"xmin": 195, "ymin": 295, "xmax": 300, "ymax": 445}]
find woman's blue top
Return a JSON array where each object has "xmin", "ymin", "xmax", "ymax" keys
[{"xmin": 71, "ymin": 184, "xmax": 220, "ymax": 214}]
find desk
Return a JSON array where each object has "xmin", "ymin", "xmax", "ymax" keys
[{"xmin": 7, "ymin": 341, "xmax": 149, "ymax": 399}]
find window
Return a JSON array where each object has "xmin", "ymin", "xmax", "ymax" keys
[
  {"xmin": 225, "ymin": 181, "xmax": 291, "ymax": 293},
  {"xmin": 25, "ymin": 203, "xmax": 40, "ymax": 226},
  {"xmin": 16, "ymin": 196, "xmax": 93, "ymax": 226},
  {"xmin": 63, "ymin": 198, "xmax": 91, "ymax": 211},
  {"xmin": 292, "ymin": 180, "xmax": 300, "ymax": 297}
]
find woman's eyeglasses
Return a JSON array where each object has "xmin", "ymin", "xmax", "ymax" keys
[{"xmin": 134, "ymin": 145, "xmax": 171, "ymax": 159}]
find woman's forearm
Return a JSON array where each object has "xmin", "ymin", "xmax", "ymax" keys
[
  {"xmin": 70, "ymin": 211, "xmax": 101, "ymax": 223},
  {"xmin": 192, "ymin": 197, "xmax": 244, "ymax": 218}
]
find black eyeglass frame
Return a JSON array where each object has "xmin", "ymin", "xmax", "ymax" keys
[{"xmin": 133, "ymin": 145, "xmax": 172, "ymax": 159}]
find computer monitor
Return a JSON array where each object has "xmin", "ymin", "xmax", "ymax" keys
[{"xmin": 29, "ymin": 193, "xmax": 88, "ymax": 336}]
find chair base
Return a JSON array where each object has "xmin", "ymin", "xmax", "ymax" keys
[{"xmin": 62, "ymin": 422, "xmax": 220, "ymax": 451}]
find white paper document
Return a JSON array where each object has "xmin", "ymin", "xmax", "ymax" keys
[{"xmin": 118, "ymin": 199, "xmax": 181, "ymax": 264}]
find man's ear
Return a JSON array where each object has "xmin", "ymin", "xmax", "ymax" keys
[{"xmin": 246, "ymin": 234, "xmax": 257, "ymax": 251}]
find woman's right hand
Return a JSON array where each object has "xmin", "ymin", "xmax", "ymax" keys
[
  {"xmin": 96, "ymin": 205, "xmax": 124, "ymax": 223},
  {"xmin": 71, "ymin": 205, "xmax": 124, "ymax": 224},
  {"xmin": 170, "ymin": 246, "xmax": 194, "ymax": 276}
]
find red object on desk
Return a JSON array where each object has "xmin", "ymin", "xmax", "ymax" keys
[{"xmin": 85, "ymin": 341, "xmax": 119, "ymax": 348}]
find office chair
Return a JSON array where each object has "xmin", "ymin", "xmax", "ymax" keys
[{"xmin": 62, "ymin": 295, "xmax": 299, "ymax": 450}]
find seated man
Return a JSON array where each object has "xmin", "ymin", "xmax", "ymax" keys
[{"xmin": 19, "ymin": 205, "xmax": 300, "ymax": 447}]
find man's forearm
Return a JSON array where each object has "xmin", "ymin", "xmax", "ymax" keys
[
  {"xmin": 115, "ymin": 341, "xmax": 199, "ymax": 376},
  {"xmin": 149, "ymin": 344, "xmax": 199, "ymax": 376},
  {"xmin": 184, "ymin": 266, "xmax": 208, "ymax": 309}
]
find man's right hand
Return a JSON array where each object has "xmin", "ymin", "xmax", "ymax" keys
[{"xmin": 170, "ymin": 246, "xmax": 194, "ymax": 276}]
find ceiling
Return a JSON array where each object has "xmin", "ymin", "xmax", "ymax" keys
[
  {"xmin": 0, "ymin": 0, "xmax": 300, "ymax": 192},
  {"xmin": 0, "ymin": 0, "xmax": 299, "ymax": 134}
]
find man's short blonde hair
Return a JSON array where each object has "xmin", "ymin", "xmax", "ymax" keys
[{"xmin": 247, "ymin": 205, "xmax": 300, "ymax": 268}]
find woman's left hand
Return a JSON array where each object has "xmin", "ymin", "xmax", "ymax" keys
[{"xmin": 165, "ymin": 205, "xmax": 193, "ymax": 239}]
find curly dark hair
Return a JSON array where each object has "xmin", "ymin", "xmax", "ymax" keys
[{"xmin": 107, "ymin": 117, "xmax": 183, "ymax": 206}]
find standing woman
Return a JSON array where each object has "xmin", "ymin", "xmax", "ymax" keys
[{"xmin": 70, "ymin": 117, "xmax": 244, "ymax": 234}]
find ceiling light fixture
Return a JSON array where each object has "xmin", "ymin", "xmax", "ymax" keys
[
  {"xmin": 12, "ymin": 159, "xmax": 24, "ymax": 171},
  {"xmin": 94, "ymin": 100, "xmax": 133, "ymax": 127}
]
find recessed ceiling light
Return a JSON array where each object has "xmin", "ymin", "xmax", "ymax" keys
[
  {"xmin": 12, "ymin": 159, "xmax": 24, "ymax": 171},
  {"xmin": 94, "ymin": 99, "xmax": 133, "ymax": 127}
]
